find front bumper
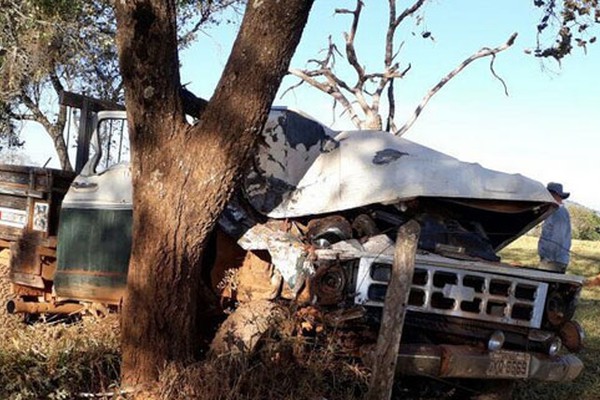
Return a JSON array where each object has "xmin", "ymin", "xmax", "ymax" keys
[{"xmin": 395, "ymin": 344, "xmax": 583, "ymax": 382}]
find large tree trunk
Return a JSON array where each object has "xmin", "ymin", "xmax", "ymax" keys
[{"xmin": 115, "ymin": 0, "xmax": 314, "ymax": 388}]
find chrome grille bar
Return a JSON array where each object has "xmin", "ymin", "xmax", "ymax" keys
[{"xmin": 355, "ymin": 257, "xmax": 548, "ymax": 329}]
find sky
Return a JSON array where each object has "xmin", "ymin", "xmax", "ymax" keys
[{"xmin": 15, "ymin": 0, "xmax": 600, "ymax": 210}]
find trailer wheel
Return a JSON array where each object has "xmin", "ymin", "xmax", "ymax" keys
[{"xmin": 210, "ymin": 300, "xmax": 286, "ymax": 356}]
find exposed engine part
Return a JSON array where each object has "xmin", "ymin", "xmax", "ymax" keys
[
  {"xmin": 306, "ymin": 215, "xmax": 352, "ymax": 248},
  {"xmin": 351, "ymin": 214, "xmax": 379, "ymax": 238}
]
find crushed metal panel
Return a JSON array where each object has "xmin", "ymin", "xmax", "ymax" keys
[
  {"xmin": 243, "ymin": 108, "xmax": 338, "ymax": 215},
  {"xmin": 244, "ymin": 129, "xmax": 555, "ymax": 219},
  {"xmin": 237, "ymin": 221, "xmax": 313, "ymax": 289}
]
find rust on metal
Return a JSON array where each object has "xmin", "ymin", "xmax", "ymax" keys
[
  {"xmin": 11, "ymin": 283, "xmax": 45, "ymax": 297},
  {"xmin": 54, "ymin": 269, "xmax": 127, "ymax": 278},
  {"xmin": 55, "ymin": 283, "xmax": 125, "ymax": 305},
  {"xmin": 7, "ymin": 299, "xmax": 84, "ymax": 315}
]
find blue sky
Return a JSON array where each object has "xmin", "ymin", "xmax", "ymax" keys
[
  {"xmin": 19, "ymin": 0, "xmax": 600, "ymax": 209},
  {"xmin": 178, "ymin": 0, "xmax": 599, "ymax": 209}
]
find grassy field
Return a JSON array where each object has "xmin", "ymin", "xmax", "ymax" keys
[
  {"xmin": 499, "ymin": 236, "xmax": 600, "ymax": 400},
  {"xmin": 1, "ymin": 238, "xmax": 599, "ymax": 399}
]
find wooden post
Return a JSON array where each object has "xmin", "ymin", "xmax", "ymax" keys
[{"xmin": 367, "ymin": 220, "xmax": 420, "ymax": 400}]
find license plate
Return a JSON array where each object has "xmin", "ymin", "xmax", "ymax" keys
[
  {"xmin": 486, "ymin": 351, "xmax": 530, "ymax": 378},
  {"xmin": 0, "ymin": 207, "xmax": 27, "ymax": 228}
]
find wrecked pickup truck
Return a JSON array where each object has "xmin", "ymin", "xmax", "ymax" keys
[
  {"xmin": 2, "ymin": 107, "xmax": 585, "ymax": 386},
  {"xmin": 212, "ymin": 109, "xmax": 585, "ymax": 385}
]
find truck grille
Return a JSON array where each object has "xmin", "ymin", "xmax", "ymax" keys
[{"xmin": 355, "ymin": 257, "xmax": 548, "ymax": 329}]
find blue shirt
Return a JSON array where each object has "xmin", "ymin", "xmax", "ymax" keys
[{"xmin": 538, "ymin": 205, "xmax": 571, "ymax": 265}]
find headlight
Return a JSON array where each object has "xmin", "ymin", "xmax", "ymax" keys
[
  {"xmin": 310, "ymin": 264, "xmax": 347, "ymax": 305},
  {"xmin": 545, "ymin": 289, "xmax": 576, "ymax": 327}
]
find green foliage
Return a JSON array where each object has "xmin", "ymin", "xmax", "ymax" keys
[
  {"xmin": 0, "ymin": 0, "xmax": 242, "ymax": 168},
  {"xmin": 534, "ymin": 0, "xmax": 600, "ymax": 60},
  {"xmin": 568, "ymin": 203, "xmax": 600, "ymax": 241},
  {"xmin": 0, "ymin": 0, "xmax": 122, "ymax": 167}
]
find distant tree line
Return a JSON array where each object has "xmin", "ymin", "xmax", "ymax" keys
[
  {"xmin": 529, "ymin": 203, "xmax": 600, "ymax": 241},
  {"xmin": 568, "ymin": 203, "xmax": 600, "ymax": 241}
]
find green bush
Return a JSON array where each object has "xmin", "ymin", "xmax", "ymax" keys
[{"xmin": 568, "ymin": 204, "xmax": 600, "ymax": 241}]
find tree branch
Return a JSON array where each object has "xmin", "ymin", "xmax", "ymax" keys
[
  {"xmin": 288, "ymin": 67, "xmax": 363, "ymax": 128},
  {"xmin": 395, "ymin": 32, "xmax": 517, "ymax": 137},
  {"xmin": 386, "ymin": 79, "xmax": 397, "ymax": 132},
  {"xmin": 393, "ymin": 0, "xmax": 427, "ymax": 29},
  {"xmin": 337, "ymin": 1, "xmax": 366, "ymax": 87},
  {"xmin": 49, "ymin": 70, "xmax": 65, "ymax": 95},
  {"xmin": 378, "ymin": 0, "xmax": 423, "ymax": 130},
  {"xmin": 19, "ymin": 93, "xmax": 53, "ymax": 133}
]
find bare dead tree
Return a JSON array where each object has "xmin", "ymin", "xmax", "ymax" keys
[
  {"xmin": 287, "ymin": 0, "xmax": 419, "ymax": 130},
  {"xmin": 286, "ymin": 0, "xmax": 517, "ymax": 136},
  {"xmin": 395, "ymin": 33, "xmax": 517, "ymax": 136}
]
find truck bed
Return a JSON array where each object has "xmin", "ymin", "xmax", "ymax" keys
[{"xmin": 0, "ymin": 164, "xmax": 75, "ymax": 245}]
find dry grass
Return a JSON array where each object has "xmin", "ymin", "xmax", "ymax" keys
[
  {"xmin": 1, "ymin": 251, "xmax": 120, "ymax": 399},
  {"xmin": 155, "ymin": 338, "xmax": 370, "ymax": 400},
  {"xmin": 0, "ymin": 314, "xmax": 121, "ymax": 399},
  {"xmin": 500, "ymin": 237, "xmax": 600, "ymax": 400}
]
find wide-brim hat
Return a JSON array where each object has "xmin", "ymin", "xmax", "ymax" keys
[{"xmin": 547, "ymin": 182, "xmax": 570, "ymax": 199}]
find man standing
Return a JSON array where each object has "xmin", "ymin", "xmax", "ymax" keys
[{"xmin": 538, "ymin": 182, "xmax": 572, "ymax": 273}]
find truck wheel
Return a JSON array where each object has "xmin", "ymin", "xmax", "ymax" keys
[{"xmin": 210, "ymin": 300, "xmax": 286, "ymax": 356}]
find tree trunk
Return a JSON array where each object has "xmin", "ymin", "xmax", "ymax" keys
[
  {"xmin": 48, "ymin": 126, "xmax": 72, "ymax": 171},
  {"xmin": 362, "ymin": 111, "xmax": 383, "ymax": 130},
  {"xmin": 115, "ymin": 0, "xmax": 314, "ymax": 388}
]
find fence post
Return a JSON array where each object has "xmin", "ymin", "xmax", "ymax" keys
[{"xmin": 367, "ymin": 220, "xmax": 420, "ymax": 400}]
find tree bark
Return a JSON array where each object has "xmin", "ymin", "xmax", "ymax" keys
[
  {"xmin": 49, "ymin": 105, "xmax": 71, "ymax": 171},
  {"xmin": 19, "ymin": 94, "xmax": 72, "ymax": 170},
  {"xmin": 115, "ymin": 0, "xmax": 313, "ymax": 388}
]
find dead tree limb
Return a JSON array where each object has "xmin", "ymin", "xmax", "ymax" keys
[
  {"xmin": 395, "ymin": 32, "xmax": 517, "ymax": 137},
  {"xmin": 367, "ymin": 220, "xmax": 420, "ymax": 400},
  {"xmin": 287, "ymin": 67, "xmax": 363, "ymax": 128},
  {"xmin": 285, "ymin": 0, "xmax": 423, "ymax": 131},
  {"xmin": 336, "ymin": 1, "xmax": 365, "ymax": 83}
]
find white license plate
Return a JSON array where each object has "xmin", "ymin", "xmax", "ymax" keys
[
  {"xmin": 0, "ymin": 207, "xmax": 27, "ymax": 228},
  {"xmin": 486, "ymin": 351, "xmax": 530, "ymax": 378}
]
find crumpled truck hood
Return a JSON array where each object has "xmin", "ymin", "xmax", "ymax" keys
[
  {"xmin": 245, "ymin": 126, "xmax": 554, "ymax": 218},
  {"xmin": 242, "ymin": 110, "xmax": 556, "ymax": 249}
]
